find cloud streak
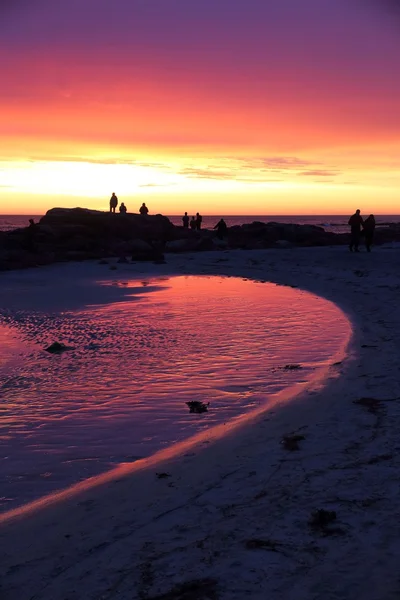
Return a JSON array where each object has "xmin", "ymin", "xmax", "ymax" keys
[{"xmin": 298, "ymin": 170, "xmax": 340, "ymax": 177}]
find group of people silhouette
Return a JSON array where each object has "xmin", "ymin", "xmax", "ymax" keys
[
  {"xmin": 109, "ymin": 193, "xmax": 148, "ymax": 216},
  {"xmin": 181, "ymin": 213, "xmax": 228, "ymax": 239},
  {"xmin": 348, "ymin": 209, "xmax": 376, "ymax": 252},
  {"xmin": 108, "ymin": 195, "xmax": 376, "ymax": 250},
  {"xmin": 182, "ymin": 212, "xmax": 202, "ymax": 231},
  {"xmin": 109, "ymin": 196, "xmax": 229, "ymax": 239}
]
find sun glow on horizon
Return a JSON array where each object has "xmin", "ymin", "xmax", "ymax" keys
[
  {"xmin": 1, "ymin": 151, "xmax": 400, "ymax": 216},
  {"xmin": 1, "ymin": 0, "xmax": 400, "ymax": 216}
]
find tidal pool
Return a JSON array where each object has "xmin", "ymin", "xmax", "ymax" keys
[{"xmin": 0, "ymin": 275, "xmax": 351, "ymax": 511}]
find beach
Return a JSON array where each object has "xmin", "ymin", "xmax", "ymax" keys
[{"xmin": 1, "ymin": 245, "xmax": 400, "ymax": 599}]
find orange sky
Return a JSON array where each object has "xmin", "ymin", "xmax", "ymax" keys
[{"xmin": 1, "ymin": 0, "xmax": 400, "ymax": 215}]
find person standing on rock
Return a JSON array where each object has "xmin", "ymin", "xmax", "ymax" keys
[
  {"xmin": 214, "ymin": 218, "xmax": 227, "ymax": 240},
  {"xmin": 348, "ymin": 209, "xmax": 364, "ymax": 252},
  {"xmin": 109, "ymin": 193, "xmax": 118, "ymax": 213},
  {"xmin": 182, "ymin": 212, "xmax": 189, "ymax": 228},
  {"xmin": 196, "ymin": 212, "xmax": 203, "ymax": 230},
  {"xmin": 119, "ymin": 202, "xmax": 127, "ymax": 214},
  {"xmin": 139, "ymin": 203, "xmax": 149, "ymax": 215},
  {"xmin": 190, "ymin": 216, "xmax": 197, "ymax": 230},
  {"xmin": 363, "ymin": 214, "xmax": 376, "ymax": 252}
]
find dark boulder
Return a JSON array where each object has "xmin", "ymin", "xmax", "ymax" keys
[
  {"xmin": 40, "ymin": 208, "xmax": 174, "ymax": 243},
  {"xmin": 227, "ymin": 221, "xmax": 342, "ymax": 248}
]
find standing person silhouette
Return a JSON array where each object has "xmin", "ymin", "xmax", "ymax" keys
[
  {"xmin": 348, "ymin": 209, "xmax": 364, "ymax": 252},
  {"xmin": 363, "ymin": 214, "xmax": 376, "ymax": 252},
  {"xmin": 182, "ymin": 212, "xmax": 189, "ymax": 228},
  {"xmin": 214, "ymin": 218, "xmax": 227, "ymax": 240},
  {"xmin": 139, "ymin": 203, "xmax": 149, "ymax": 215},
  {"xmin": 109, "ymin": 193, "xmax": 118, "ymax": 213},
  {"xmin": 189, "ymin": 216, "xmax": 196, "ymax": 230},
  {"xmin": 195, "ymin": 212, "xmax": 203, "ymax": 230}
]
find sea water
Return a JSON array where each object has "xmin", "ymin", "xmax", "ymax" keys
[
  {"xmin": 0, "ymin": 275, "xmax": 351, "ymax": 511},
  {"xmin": 1, "ymin": 214, "xmax": 400, "ymax": 234}
]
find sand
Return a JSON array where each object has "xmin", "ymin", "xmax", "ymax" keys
[{"xmin": 1, "ymin": 245, "xmax": 400, "ymax": 600}]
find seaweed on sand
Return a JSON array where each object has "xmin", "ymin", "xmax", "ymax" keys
[{"xmin": 186, "ymin": 401, "xmax": 209, "ymax": 414}]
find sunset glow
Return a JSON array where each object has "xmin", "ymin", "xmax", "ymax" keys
[{"xmin": 1, "ymin": 0, "xmax": 400, "ymax": 215}]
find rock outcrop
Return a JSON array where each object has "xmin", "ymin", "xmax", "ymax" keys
[{"xmin": 1, "ymin": 207, "xmax": 400, "ymax": 271}]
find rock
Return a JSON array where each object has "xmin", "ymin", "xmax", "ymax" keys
[
  {"xmin": 165, "ymin": 236, "xmax": 216, "ymax": 253},
  {"xmin": 166, "ymin": 239, "xmax": 195, "ymax": 252},
  {"xmin": 130, "ymin": 239, "xmax": 154, "ymax": 253},
  {"xmin": 156, "ymin": 472, "xmax": 171, "ymax": 479},
  {"xmin": 281, "ymin": 434, "xmax": 305, "ymax": 451},
  {"xmin": 275, "ymin": 240, "xmax": 294, "ymax": 248},
  {"xmin": 44, "ymin": 342, "xmax": 69, "ymax": 354},
  {"xmin": 40, "ymin": 208, "xmax": 174, "ymax": 243},
  {"xmin": 63, "ymin": 251, "xmax": 92, "ymax": 261},
  {"xmin": 309, "ymin": 509, "xmax": 337, "ymax": 529},
  {"xmin": 194, "ymin": 236, "xmax": 215, "ymax": 251},
  {"xmin": 213, "ymin": 238, "xmax": 229, "ymax": 249},
  {"xmin": 3, "ymin": 209, "xmax": 400, "ymax": 272}
]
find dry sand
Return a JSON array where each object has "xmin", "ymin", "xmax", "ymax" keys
[{"xmin": 1, "ymin": 245, "xmax": 400, "ymax": 600}]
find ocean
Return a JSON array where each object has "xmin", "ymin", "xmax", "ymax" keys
[{"xmin": 1, "ymin": 214, "xmax": 400, "ymax": 235}]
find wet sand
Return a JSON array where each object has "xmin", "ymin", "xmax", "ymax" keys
[{"xmin": 1, "ymin": 246, "xmax": 400, "ymax": 600}]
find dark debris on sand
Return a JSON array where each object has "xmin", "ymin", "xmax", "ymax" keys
[{"xmin": 283, "ymin": 364, "xmax": 303, "ymax": 370}]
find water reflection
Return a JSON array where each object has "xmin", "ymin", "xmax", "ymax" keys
[{"xmin": 0, "ymin": 276, "xmax": 351, "ymax": 510}]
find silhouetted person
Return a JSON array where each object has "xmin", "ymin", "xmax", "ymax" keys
[
  {"xmin": 182, "ymin": 212, "xmax": 189, "ymax": 228},
  {"xmin": 363, "ymin": 214, "xmax": 376, "ymax": 252},
  {"xmin": 348, "ymin": 209, "xmax": 364, "ymax": 252},
  {"xmin": 196, "ymin": 212, "xmax": 203, "ymax": 231},
  {"xmin": 110, "ymin": 193, "xmax": 118, "ymax": 213},
  {"xmin": 214, "ymin": 218, "xmax": 227, "ymax": 239},
  {"xmin": 190, "ymin": 216, "xmax": 196, "ymax": 230},
  {"xmin": 119, "ymin": 202, "xmax": 127, "ymax": 214},
  {"xmin": 139, "ymin": 202, "xmax": 149, "ymax": 215}
]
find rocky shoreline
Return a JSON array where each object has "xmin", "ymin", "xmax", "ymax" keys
[{"xmin": 1, "ymin": 207, "xmax": 400, "ymax": 271}]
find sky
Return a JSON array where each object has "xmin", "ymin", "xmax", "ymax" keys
[{"xmin": 1, "ymin": 0, "xmax": 400, "ymax": 215}]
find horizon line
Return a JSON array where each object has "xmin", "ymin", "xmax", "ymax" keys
[{"xmin": 1, "ymin": 212, "xmax": 400, "ymax": 218}]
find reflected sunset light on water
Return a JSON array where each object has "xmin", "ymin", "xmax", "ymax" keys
[{"xmin": 0, "ymin": 276, "xmax": 351, "ymax": 511}]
